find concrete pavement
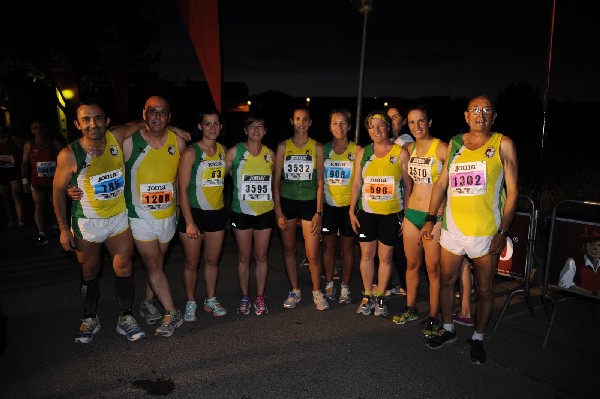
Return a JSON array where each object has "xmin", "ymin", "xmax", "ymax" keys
[{"xmin": 0, "ymin": 218, "xmax": 597, "ymax": 398}]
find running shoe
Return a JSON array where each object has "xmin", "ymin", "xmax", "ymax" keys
[
  {"xmin": 140, "ymin": 299, "xmax": 162, "ymax": 325},
  {"xmin": 155, "ymin": 311, "xmax": 183, "ymax": 337},
  {"xmin": 37, "ymin": 232, "xmax": 48, "ymax": 245},
  {"xmin": 374, "ymin": 296, "xmax": 388, "ymax": 317},
  {"xmin": 324, "ymin": 281, "xmax": 336, "ymax": 301},
  {"xmin": 453, "ymin": 311, "xmax": 474, "ymax": 326},
  {"xmin": 422, "ymin": 317, "xmax": 442, "ymax": 338},
  {"xmin": 392, "ymin": 306, "xmax": 419, "ymax": 325},
  {"xmin": 425, "ymin": 328, "xmax": 457, "ymax": 349},
  {"xmin": 338, "ymin": 283, "xmax": 352, "ymax": 304},
  {"xmin": 254, "ymin": 295, "xmax": 269, "ymax": 315},
  {"xmin": 237, "ymin": 296, "xmax": 251, "ymax": 315},
  {"xmin": 204, "ymin": 297, "xmax": 227, "ymax": 316},
  {"xmin": 313, "ymin": 290, "xmax": 329, "ymax": 311},
  {"xmin": 468, "ymin": 339, "xmax": 486, "ymax": 365},
  {"xmin": 116, "ymin": 315, "xmax": 145, "ymax": 341},
  {"xmin": 385, "ymin": 285, "xmax": 406, "ymax": 296},
  {"xmin": 183, "ymin": 300, "xmax": 197, "ymax": 322},
  {"xmin": 75, "ymin": 316, "xmax": 100, "ymax": 344},
  {"xmin": 356, "ymin": 295, "xmax": 375, "ymax": 315},
  {"xmin": 283, "ymin": 289, "xmax": 301, "ymax": 309}
]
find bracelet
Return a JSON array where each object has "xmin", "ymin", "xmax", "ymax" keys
[
  {"xmin": 315, "ymin": 211, "xmax": 323, "ymax": 217},
  {"xmin": 22, "ymin": 178, "xmax": 29, "ymax": 184},
  {"xmin": 425, "ymin": 213, "xmax": 437, "ymax": 224},
  {"xmin": 497, "ymin": 229, "xmax": 509, "ymax": 237}
]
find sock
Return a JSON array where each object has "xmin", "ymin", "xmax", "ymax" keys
[
  {"xmin": 114, "ymin": 275, "xmax": 134, "ymax": 312},
  {"xmin": 443, "ymin": 323, "xmax": 455, "ymax": 333},
  {"xmin": 80, "ymin": 276, "xmax": 100, "ymax": 318},
  {"xmin": 472, "ymin": 332, "xmax": 484, "ymax": 341}
]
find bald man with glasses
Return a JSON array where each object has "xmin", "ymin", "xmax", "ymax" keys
[{"xmin": 420, "ymin": 95, "xmax": 519, "ymax": 365}]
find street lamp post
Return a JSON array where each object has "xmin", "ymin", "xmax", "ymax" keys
[{"xmin": 353, "ymin": 0, "xmax": 373, "ymax": 144}]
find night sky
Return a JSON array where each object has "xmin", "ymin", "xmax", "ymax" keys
[{"xmin": 150, "ymin": 0, "xmax": 600, "ymax": 103}]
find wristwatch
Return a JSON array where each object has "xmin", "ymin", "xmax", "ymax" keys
[
  {"xmin": 425, "ymin": 213, "xmax": 437, "ymax": 224},
  {"xmin": 497, "ymin": 229, "xmax": 509, "ymax": 237},
  {"xmin": 316, "ymin": 211, "xmax": 323, "ymax": 217}
]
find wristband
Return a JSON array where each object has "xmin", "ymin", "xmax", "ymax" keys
[
  {"xmin": 497, "ymin": 229, "xmax": 509, "ymax": 237},
  {"xmin": 22, "ymin": 178, "xmax": 29, "ymax": 184},
  {"xmin": 425, "ymin": 213, "xmax": 437, "ymax": 224},
  {"xmin": 315, "ymin": 211, "xmax": 323, "ymax": 217}
]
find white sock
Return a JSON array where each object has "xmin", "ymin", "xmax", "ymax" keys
[
  {"xmin": 472, "ymin": 332, "xmax": 484, "ymax": 341},
  {"xmin": 443, "ymin": 323, "xmax": 455, "ymax": 333}
]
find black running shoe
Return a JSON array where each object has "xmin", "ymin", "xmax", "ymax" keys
[
  {"xmin": 467, "ymin": 339, "xmax": 486, "ymax": 365},
  {"xmin": 426, "ymin": 328, "xmax": 457, "ymax": 349}
]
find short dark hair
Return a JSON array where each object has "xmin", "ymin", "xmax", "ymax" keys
[
  {"xmin": 244, "ymin": 112, "xmax": 266, "ymax": 129},
  {"xmin": 197, "ymin": 109, "xmax": 221, "ymax": 123},
  {"xmin": 329, "ymin": 108, "xmax": 352, "ymax": 124},
  {"xmin": 384, "ymin": 103, "xmax": 406, "ymax": 118}
]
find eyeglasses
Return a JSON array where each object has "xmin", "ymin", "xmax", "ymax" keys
[
  {"xmin": 468, "ymin": 106, "xmax": 494, "ymax": 115},
  {"xmin": 145, "ymin": 108, "xmax": 169, "ymax": 117}
]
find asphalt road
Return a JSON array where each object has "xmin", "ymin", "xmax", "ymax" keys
[{"xmin": 0, "ymin": 220, "xmax": 597, "ymax": 399}]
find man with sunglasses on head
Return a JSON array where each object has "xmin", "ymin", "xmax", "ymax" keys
[{"xmin": 420, "ymin": 95, "xmax": 518, "ymax": 365}]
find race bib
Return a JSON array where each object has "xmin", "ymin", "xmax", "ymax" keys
[
  {"xmin": 408, "ymin": 156, "xmax": 433, "ymax": 185},
  {"xmin": 90, "ymin": 169, "xmax": 124, "ymax": 200},
  {"xmin": 284, "ymin": 154, "xmax": 312, "ymax": 180},
  {"xmin": 36, "ymin": 161, "xmax": 56, "ymax": 177},
  {"xmin": 0, "ymin": 155, "xmax": 15, "ymax": 168},
  {"xmin": 139, "ymin": 182, "xmax": 174, "ymax": 210},
  {"xmin": 449, "ymin": 161, "xmax": 486, "ymax": 196},
  {"xmin": 325, "ymin": 160, "xmax": 352, "ymax": 186},
  {"xmin": 240, "ymin": 174, "xmax": 272, "ymax": 201},
  {"xmin": 202, "ymin": 168, "xmax": 225, "ymax": 187},
  {"xmin": 363, "ymin": 175, "xmax": 394, "ymax": 201}
]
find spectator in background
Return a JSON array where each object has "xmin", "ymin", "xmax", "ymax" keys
[
  {"xmin": 558, "ymin": 226, "xmax": 600, "ymax": 297},
  {"xmin": 453, "ymin": 258, "xmax": 475, "ymax": 326},
  {"xmin": 0, "ymin": 123, "xmax": 25, "ymax": 229},
  {"xmin": 384, "ymin": 104, "xmax": 414, "ymax": 297},
  {"xmin": 21, "ymin": 119, "xmax": 63, "ymax": 244}
]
